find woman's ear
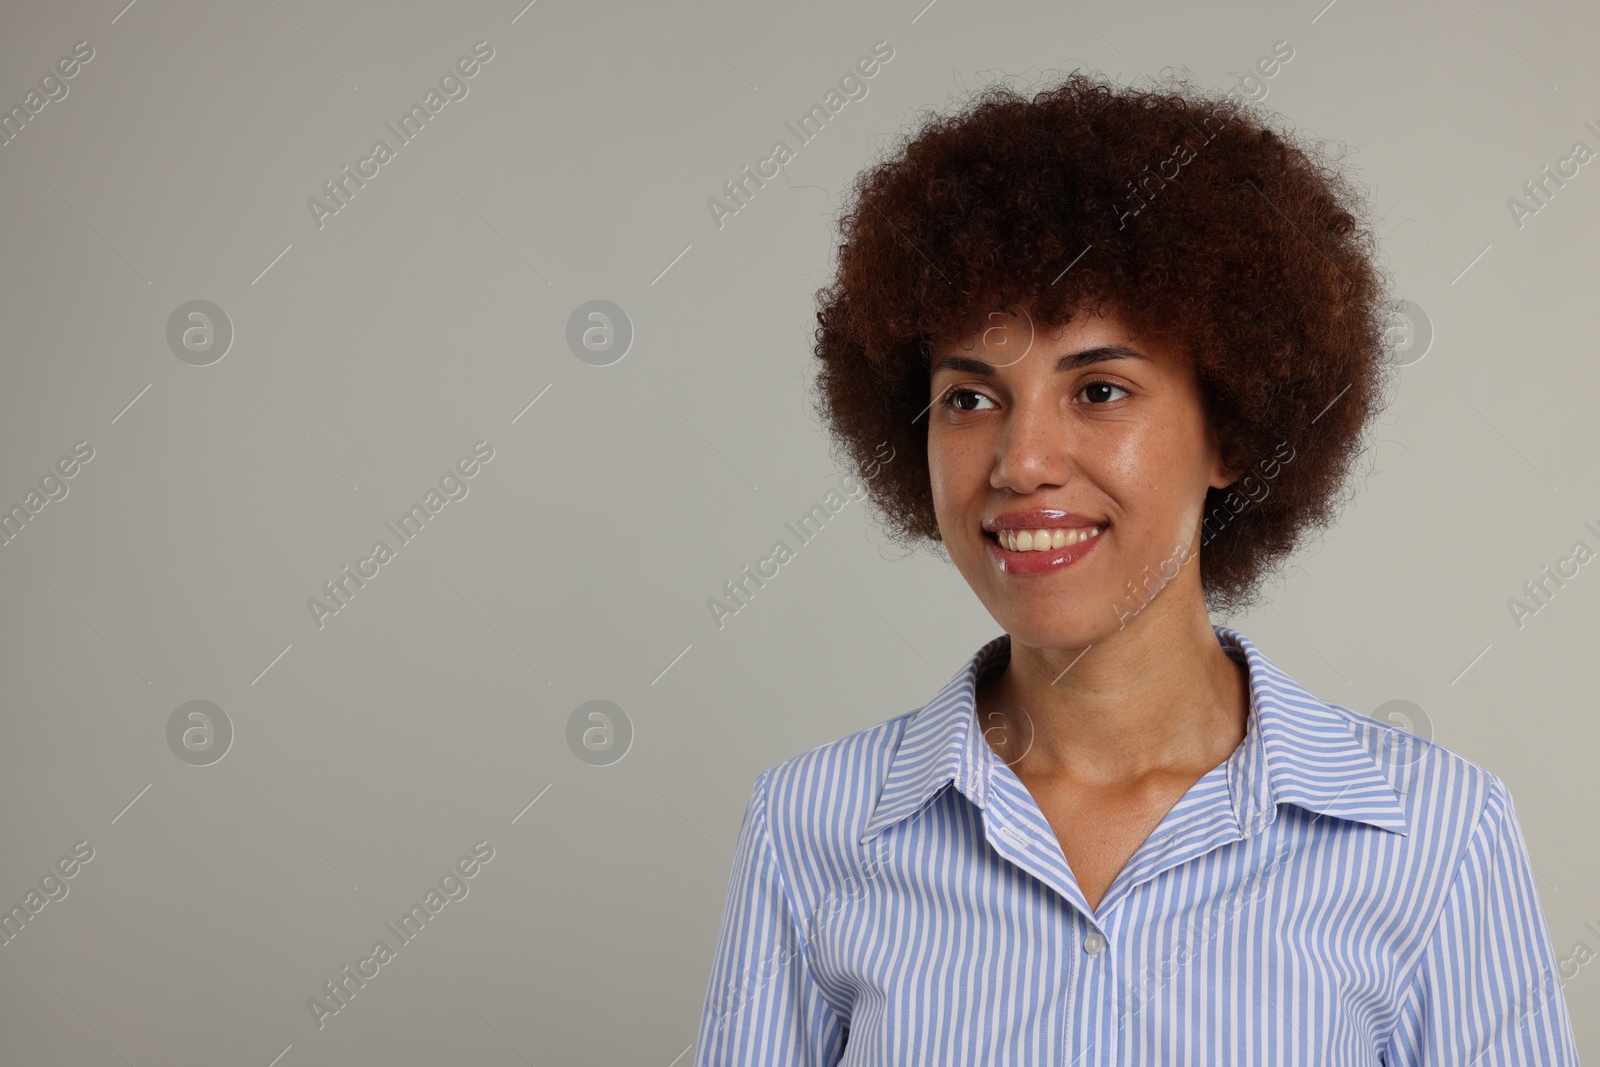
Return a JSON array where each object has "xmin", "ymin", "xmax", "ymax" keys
[
  {"xmin": 1205, "ymin": 423, "xmax": 1243, "ymax": 490},
  {"xmin": 1209, "ymin": 460, "xmax": 1244, "ymax": 491}
]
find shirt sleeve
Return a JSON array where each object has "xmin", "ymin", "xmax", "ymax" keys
[
  {"xmin": 693, "ymin": 769, "xmax": 848, "ymax": 1067},
  {"xmin": 1381, "ymin": 774, "xmax": 1580, "ymax": 1065}
]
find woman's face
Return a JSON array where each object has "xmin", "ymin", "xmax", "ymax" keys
[{"xmin": 927, "ymin": 302, "xmax": 1238, "ymax": 649}]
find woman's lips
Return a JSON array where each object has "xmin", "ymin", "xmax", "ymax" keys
[
  {"xmin": 983, "ymin": 508, "xmax": 1102, "ymax": 532},
  {"xmin": 983, "ymin": 526, "xmax": 1105, "ymax": 576}
]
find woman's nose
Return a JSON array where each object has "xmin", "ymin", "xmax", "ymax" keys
[{"xmin": 991, "ymin": 395, "xmax": 1079, "ymax": 493}]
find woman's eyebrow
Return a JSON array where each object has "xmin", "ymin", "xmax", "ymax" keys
[{"xmin": 930, "ymin": 344, "xmax": 1149, "ymax": 376}]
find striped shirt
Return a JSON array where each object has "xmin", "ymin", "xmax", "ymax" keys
[{"xmin": 693, "ymin": 625, "xmax": 1579, "ymax": 1064}]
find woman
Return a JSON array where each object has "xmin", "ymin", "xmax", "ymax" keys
[{"xmin": 693, "ymin": 72, "xmax": 1578, "ymax": 1064}]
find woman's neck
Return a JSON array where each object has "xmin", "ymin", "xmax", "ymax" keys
[{"xmin": 978, "ymin": 598, "xmax": 1250, "ymax": 785}]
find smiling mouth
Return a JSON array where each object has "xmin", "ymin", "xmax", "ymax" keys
[{"xmin": 983, "ymin": 526, "xmax": 1104, "ymax": 552}]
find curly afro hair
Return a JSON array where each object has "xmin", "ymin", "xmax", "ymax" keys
[{"xmin": 807, "ymin": 69, "xmax": 1398, "ymax": 616}]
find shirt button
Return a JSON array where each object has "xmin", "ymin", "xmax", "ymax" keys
[{"xmin": 1083, "ymin": 931, "xmax": 1106, "ymax": 956}]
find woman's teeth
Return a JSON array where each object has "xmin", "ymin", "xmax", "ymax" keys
[{"xmin": 996, "ymin": 527, "xmax": 1103, "ymax": 552}]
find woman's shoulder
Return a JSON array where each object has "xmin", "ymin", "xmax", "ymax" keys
[
  {"xmin": 1318, "ymin": 697, "xmax": 1520, "ymax": 843},
  {"xmin": 759, "ymin": 709, "xmax": 918, "ymax": 801},
  {"xmin": 748, "ymin": 709, "xmax": 922, "ymax": 858},
  {"xmin": 1227, "ymin": 623, "xmax": 1524, "ymax": 845}
]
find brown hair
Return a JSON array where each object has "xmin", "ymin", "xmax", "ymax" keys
[{"xmin": 807, "ymin": 70, "xmax": 1397, "ymax": 615}]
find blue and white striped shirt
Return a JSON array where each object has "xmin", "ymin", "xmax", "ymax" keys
[{"xmin": 694, "ymin": 625, "xmax": 1579, "ymax": 1064}]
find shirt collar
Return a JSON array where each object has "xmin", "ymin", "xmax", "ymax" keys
[{"xmin": 859, "ymin": 624, "xmax": 1410, "ymax": 844}]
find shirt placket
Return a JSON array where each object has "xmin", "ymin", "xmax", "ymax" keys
[
  {"xmin": 982, "ymin": 753, "xmax": 1247, "ymax": 1062},
  {"xmin": 1065, "ymin": 912, "xmax": 1116, "ymax": 1065},
  {"xmin": 980, "ymin": 798, "xmax": 1115, "ymax": 1066}
]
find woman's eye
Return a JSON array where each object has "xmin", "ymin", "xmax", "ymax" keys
[
  {"xmin": 1079, "ymin": 381, "xmax": 1130, "ymax": 404},
  {"xmin": 942, "ymin": 388, "xmax": 994, "ymax": 412}
]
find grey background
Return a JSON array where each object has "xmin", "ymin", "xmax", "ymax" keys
[{"xmin": 1, "ymin": 0, "xmax": 1596, "ymax": 1063}]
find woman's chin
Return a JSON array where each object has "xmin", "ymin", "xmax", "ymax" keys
[{"xmin": 990, "ymin": 609, "xmax": 1115, "ymax": 654}]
